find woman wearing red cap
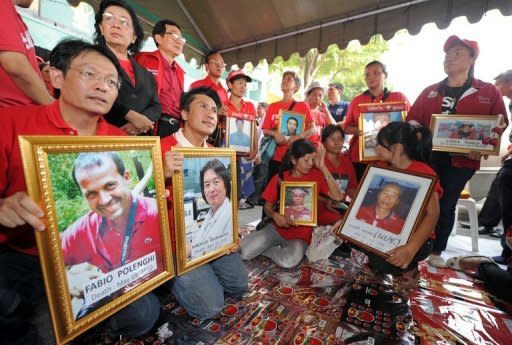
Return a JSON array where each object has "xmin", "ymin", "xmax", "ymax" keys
[
  {"xmin": 407, "ymin": 35, "xmax": 507, "ymax": 268},
  {"xmin": 224, "ymin": 70, "xmax": 258, "ymax": 209}
]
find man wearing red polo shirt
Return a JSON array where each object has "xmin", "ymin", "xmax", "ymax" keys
[
  {"xmin": 190, "ymin": 50, "xmax": 228, "ymax": 105},
  {"xmin": 0, "ymin": 40, "xmax": 159, "ymax": 344},
  {"xmin": 0, "ymin": 0, "xmax": 53, "ymax": 107},
  {"xmin": 136, "ymin": 19, "xmax": 186, "ymax": 137}
]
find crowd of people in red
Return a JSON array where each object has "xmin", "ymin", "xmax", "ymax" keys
[{"xmin": 1, "ymin": 0, "xmax": 512, "ymax": 344}]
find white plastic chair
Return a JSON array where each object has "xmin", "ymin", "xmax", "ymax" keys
[{"xmin": 451, "ymin": 186, "xmax": 479, "ymax": 252}]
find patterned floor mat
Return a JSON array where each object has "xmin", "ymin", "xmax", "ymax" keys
[{"xmin": 73, "ymin": 253, "xmax": 512, "ymax": 345}]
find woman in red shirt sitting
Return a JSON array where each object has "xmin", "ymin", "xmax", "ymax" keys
[{"xmin": 240, "ymin": 139, "xmax": 343, "ymax": 268}]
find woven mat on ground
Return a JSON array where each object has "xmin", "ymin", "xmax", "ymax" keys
[{"xmin": 75, "ymin": 253, "xmax": 512, "ymax": 345}]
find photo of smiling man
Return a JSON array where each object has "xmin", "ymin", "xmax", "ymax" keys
[{"xmin": 59, "ymin": 151, "xmax": 163, "ymax": 320}]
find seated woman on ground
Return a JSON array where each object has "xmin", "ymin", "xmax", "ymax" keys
[
  {"xmin": 357, "ymin": 122, "xmax": 442, "ymax": 285},
  {"xmin": 240, "ymin": 139, "xmax": 343, "ymax": 268}
]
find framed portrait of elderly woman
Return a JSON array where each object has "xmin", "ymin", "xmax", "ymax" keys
[
  {"xmin": 172, "ymin": 148, "xmax": 238, "ymax": 275},
  {"xmin": 430, "ymin": 114, "xmax": 505, "ymax": 155},
  {"xmin": 279, "ymin": 181, "xmax": 318, "ymax": 226},
  {"xmin": 226, "ymin": 116, "xmax": 255, "ymax": 154},
  {"xmin": 358, "ymin": 102, "xmax": 407, "ymax": 161},
  {"xmin": 277, "ymin": 110, "xmax": 306, "ymax": 136},
  {"xmin": 18, "ymin": 136, "xmax": 174, "ymax": 345},
  {"xmin": 335, "ymin": 165, "xmax": 435, "ymax": 258}
]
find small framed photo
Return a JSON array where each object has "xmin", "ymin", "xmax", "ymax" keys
[
  {"xmin": 430, "ymin": 114, "xmax": 504, "ymax": 155},
  {"xmin": 358, "ymin": 102, "xmax": 407, "ymax": 161},
  {"xmin": 172, "ymin": 148, "xmax": 238, "ymax": 274},
  {"xmin": 278, "ymin": 110, "xmax": 306, "ymax": 136},
  {"xmin": 335, "ymin": 165, "xmax": 435, "ymax": 257},
  {"xmin": 226, "ymin": 116, "xmax": 255, "ymax": 154},
  {"xmin": 18, "ymin": 136, "xmax": 174, "ymax": 345},
  {"xmin": 279, "ymin": 181, "xmax": 317, "ymax": 226}
]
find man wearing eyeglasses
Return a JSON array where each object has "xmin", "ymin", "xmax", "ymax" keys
[
  {"xmin": 0, "ymin": 40, "xmax": 161, "ymax": 344},
  {"xmin": 136, "ymin": 19, "xmax": 186, "ymax": 138},
  {"xmin": 0, "ymin": 0, "xmax": 53, "ymax": 107},
  {"xmin": 190, "ymin": 51, "xmax": 229, "ymax": 106}
]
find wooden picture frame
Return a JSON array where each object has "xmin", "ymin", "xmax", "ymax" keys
[
  {"xmin": 358, "ymin": 102, "xmax": 407, "ymax": 161},
  {"xmin": 277, "ymin": 110, "xmax": 306, "ymax": 136},
  {"xmin": 279, "ymin": 181, "xmax": 318, "ymax": 226},
  {"xmin": 171, "ymin": 148, "xmax": 238, "ymax": 275},
  {"xmin": 18, "ymin": 136, "xmax": 174, "ymax": 345},
  {"xmin": 430, "ymin": 114, "xmax": 504, "ymax": 155},
  {"xmin": 226, "ymin": 116, "xmax": 255, "ymax": 154},
  {"xmin": 335, "ymin": 165, "xmax": 435, "ymax": 258}
]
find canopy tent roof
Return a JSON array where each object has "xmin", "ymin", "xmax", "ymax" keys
[{"xmin": 71, "ymin": 0, "xmax": 512, "ymax": 66}]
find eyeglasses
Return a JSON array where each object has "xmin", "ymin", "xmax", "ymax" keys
[
  {"xmin": 208, "ymin": 60, "xmax": 226, "ymax": 67},
  {"xmin": 69, "ymin": 67, "xmax": 121, "ymax": 91},
  {"xmin": 102, "ymin": 12, "xmax": 131, "ymax": 28},
  {"xmin": 163, "ymin": 32, "xmax": 186, "ymax": 44}
]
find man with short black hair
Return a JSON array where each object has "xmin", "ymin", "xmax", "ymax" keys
[
  {"xmin": 190, "ymin": 50, "xmax": 228, "ymax": 105},
  {"xmin": 327, "ymin": 82, "xmax": 349, "ymax": 124},
  {"xmin": 136, "ymin": 19, "xmax": 186, "ymax": 137},
  {"xmin": 0, "ymin": 39, "xmax": 159, "ymax": 344},
  {"xmin": 161, "ymin": 86, "xmax": 248, "ymax": 320}
]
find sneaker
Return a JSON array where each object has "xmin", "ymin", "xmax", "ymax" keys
[
  {"xmin": 427, "ymin": 254, "xmax": 447, "ymax": 268},
  {"xmin": 238, "ymin": 201, "xmax": 254, "ymax": 210}
]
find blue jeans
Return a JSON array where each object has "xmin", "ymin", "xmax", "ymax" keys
[
  {"xmin": 170, "ymin": 253, "xmax": 248, "ymax": 320},
  {"xmin": 0, "ymin": 246, "xmax": 160, "ymax": 344},
  {"xmin": 431, "ymin": 152, "xmax": 476, "ymax": 253}
]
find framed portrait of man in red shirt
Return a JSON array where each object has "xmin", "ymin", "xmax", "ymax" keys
[
  {"xmin": 19, "ymin": 136, "xmax": 174, "ymax": 345},
  {"xmin": 336, "ymin": 165, "xmax": 435, "ymax": 258},
  {"xmin": 358, "ymin": 102, "xmax": 407, "ymax": 161}
]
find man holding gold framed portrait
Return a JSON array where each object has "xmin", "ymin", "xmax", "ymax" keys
[{"xmin": 0, "ymin": 40, "xmax": 160, "ymax": 344}]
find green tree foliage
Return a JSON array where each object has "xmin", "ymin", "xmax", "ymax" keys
[
  {"xmin": 269, "ymin": 35, "xmax": 388, "ymax": 101},
  {"xmin": 47, "ymin": 150, "xmax": 154, "ymax": 232}
]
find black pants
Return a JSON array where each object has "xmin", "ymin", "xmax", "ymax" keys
[
  {"xmin": 353, "ymin": 162, "xmax": 368, "ymax": 182},
  {"xmin": 366, "ymin": 239, "xmax": 433, "ymax": 275},
  {"xmin": 247, "ymin": 162, "xmax": 268, "ymax": 205},
  {"xmin": 478, "ymin": 172, "xmax": 501, "ymax": 228},
  {"xmin": 478, "ymin": 262, "xmax": 512, "ymax": 305},
  {"xmin": 499, "ymin": 160, "xmax": 512, "ymax": 258},
  {"xmin": 157, "ymin": 116, "xmax": 181, "ymax": 138}
]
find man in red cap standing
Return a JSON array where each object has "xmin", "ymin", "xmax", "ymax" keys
[
  {"xmin": 224, "ymin": 70, "xmax": 257, "ymax": 209},
  {"xmin": 407, "ymin": 35, "xmax": 507, "ymax": 268}
]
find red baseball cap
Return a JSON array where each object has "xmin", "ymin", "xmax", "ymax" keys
[
  {"xmin": 227, "ymin": 70, "xmax": 252, "ymax": 83},
  {"xmin": 443, "ymin": 35, "xmax": 479, "ymax": 59}
]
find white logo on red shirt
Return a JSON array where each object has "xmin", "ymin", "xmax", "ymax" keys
[{"xmin": 20, "ymin": 31, "xmax": 35, "ymax": 50}]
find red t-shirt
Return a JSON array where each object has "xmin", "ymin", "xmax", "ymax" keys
[
  {"xmin": 61, "ymin": 195, "xmax": 163, "ymax": 273},
  {"xmin": 0, "ymin": 2, "xmax": 42, "ymax": 107},
  {"xmin": 308, "ymin": 108, "xmax": 329, "ymax": 145},
  {"xmin": 190, "ymin": 76, "xmax": 228, "ymax": 104},
  {"xmin": 324, "ymin": 153, "xmax": 358, "ymax": 198},
  {"xmin": 0, "ymin": 101, "xmax": 125, "ymax": 255},
  {"xmin": 261, "ymin": 100, "xmax": 314, "ymax": 162},
  {"xmin": 261, "ymin": 169, "xmax": 330, "ymax": 244},
  {"xmin": 356, "ymin": 205, "xmax": 405, "ymax": 235},
  {"xmin": 343, "ymin": 90, "xmax": 410, "ymax": 162}
]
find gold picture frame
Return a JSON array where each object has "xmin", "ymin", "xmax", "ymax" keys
[
  {"xmin": 171, "ymin": 148, "xmax": 238, "ymax": 275},
  {"xmin": 358, "ymin": 102, "xmax": 407, "ymax": 161},
  {"xmin": 18, "ymin": 136, "xmax": 174, "ymax": 345},
  {"xmin": 279, "ymin": 181, "xmax": 318, "ymax": 226},
  {"xmin": 430, "ymin": 114, "xmax": 504, "ymax": 155},
  {"xmin": 225, "ymin": 117, "xmax": 256, "ymax": 154},
  {"xmin": 277, "ymin": 110, "xmax": 306, "ymax": 136},
  {"xmin": 335, "ymin": 165, "xmax": 435, "ymax": 258}
]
